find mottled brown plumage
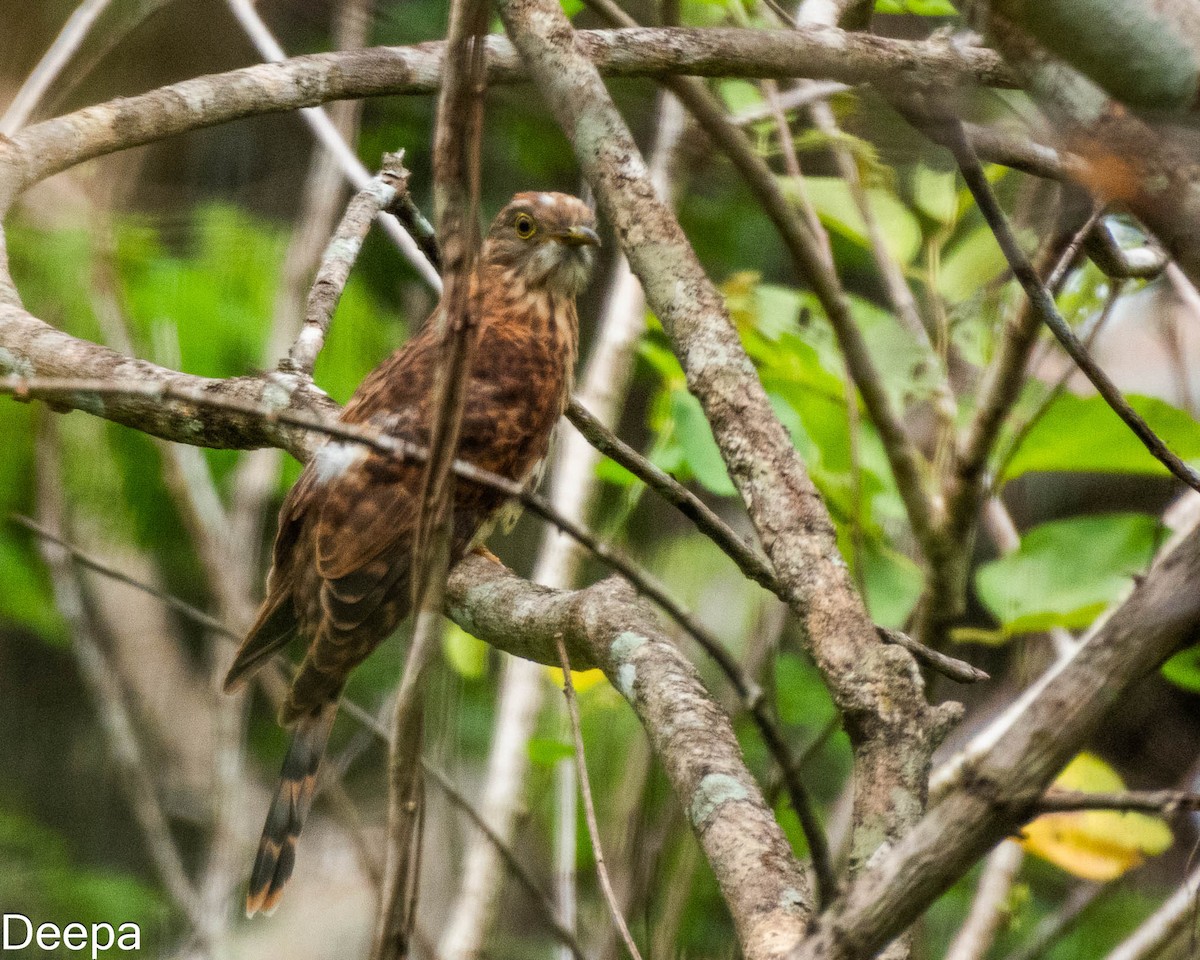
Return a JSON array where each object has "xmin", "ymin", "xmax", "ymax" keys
[{"xmin": 225, "ymin": 192, "xmax": 598, "ymax": 916}]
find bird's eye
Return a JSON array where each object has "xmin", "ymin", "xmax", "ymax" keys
[{"xmin": 514, "ymin": 214, "xmax": 537, "ymax": 239}]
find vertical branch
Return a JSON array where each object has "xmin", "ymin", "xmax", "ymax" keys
[
  {"xmin": 375, "ymin": 3, "xmax": 489, "ymax": 958},
  {"xmin": 943, "ymin": 841, "xmax": 1026, "ymax": 960}
]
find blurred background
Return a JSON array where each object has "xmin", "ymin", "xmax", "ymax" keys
[{"xmin": 2, "ymin": 1, "xmax": 1200, "ymax": 958}]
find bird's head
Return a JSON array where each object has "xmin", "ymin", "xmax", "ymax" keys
[{"xmin": 482, "ymin": 192, "xmax": 600, "ymax": 296}]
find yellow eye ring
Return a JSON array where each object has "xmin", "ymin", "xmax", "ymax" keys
[{"xmin": 514, "ymin": 214, "xmax": 537, "ymax": 239}]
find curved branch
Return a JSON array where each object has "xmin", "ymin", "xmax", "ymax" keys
[
  {"xmin": 445, "ymin": 554, "xmax": 811, "ymax": 960},
  {"xmin": 0, "ymin": 27, "xmax": 1010, "ymax": 213}
]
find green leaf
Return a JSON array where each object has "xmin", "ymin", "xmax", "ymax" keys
[
  {"xmin": 911, "ymin": 165, "xmax": 958, "ymax": 225},
  {"xmin": 875, "ymin": 0, "xmax": 957, "ymax": 13},
  {"xmin": 860, "ymin": 540, "xmax": 923, "ymax": 628},
  {"xmin": 974, "ymin": 513, "xmax": 1161, "ymax": 635},
  {"xmin": 669, "ymin": 390, "xmax": 737, "ymax": 496},
  {"xmin": 937, "ymin": 224, "xmax": 1010, "ymax": 303},
  {"xmin": 718, "ymin": 79, "xmax": 763, "ymax": 114},
  {"xmin": 1162, "ymin": 644, "xmax": 1200, "ymax": 693},
  {"xmin": 775, "ymin": 653, "xmax": 838, "ymax": 729},
  {"xmin": 781, "ymin": 176, "xmax": 923, "ymax": 265},
  {"xmin": 528, "ymin": 737, "xmax": 575, "ymax": 766},
  {"xmin": 1003, "ymin": 393, "xmax": 1200, "ymax": 481},
  {"xmin": 442, "ymin": 624, "xmax": 489, "ymax": 679}
]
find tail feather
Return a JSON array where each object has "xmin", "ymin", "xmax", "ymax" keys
[{"xmin": 245, "ymin": 703, "xmax": 337, "ymax": 917}]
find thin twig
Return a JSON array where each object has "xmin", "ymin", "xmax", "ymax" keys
[
  {"xmin": 1036, "ymin": 789, "xmax": 1200, "ymax": 814},
  {"xmin": 943, "ymin": 120, "xmax": 1200, "ymax": 494},
  {"xmin": 877, "ymin": 629, "xmax": 988, "ymax": 684},
  {"xmin": 0, "ymin": 0, "xmax": 115, "ymax": 134},
  {"xmin": 567, "ymin": 399, "xmax": 777, "ymax": 591},
  {"xmin": 287, "ymin": 151, "xmax": 414, "ymax": 376},
  {"xmin": 556, "ymin": 635, "xmax": 646, "ymax": 960},
  {"xmin": 11, "ymin": 515, "xmax": 234, "ymax": 636}
]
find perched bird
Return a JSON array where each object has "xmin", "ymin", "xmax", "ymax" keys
[{"xmin": 224, "ymin": 191, "xmax": 599, "ymax": 916}]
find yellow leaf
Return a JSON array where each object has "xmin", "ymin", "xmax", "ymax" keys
[
  {"xmin": 1020, "ymin": 753, "xmax": 1173, "ymax": 881},
  {"xmin": 544, "ymin": 665, "xmax": 608, "ymax": 694}
]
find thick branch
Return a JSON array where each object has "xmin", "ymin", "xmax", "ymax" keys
[
  {"xmin": 0, "ymin": 27, "xmax": 1010, "ymax": 214},
  {"xmin": 494, "ymin": 0, "xmax": 946, "ymax": 912},
  {"xmin": 789, "ymin": 518, "xmax": 1200, "ymax": 960},
  {"xmin": 445, "ymin": 554, "xmax": 810, "ymax": 960}
]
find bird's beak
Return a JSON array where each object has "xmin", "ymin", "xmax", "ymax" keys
[{"xmin": 554, "ymin": 225, "xmax": 601, "ymax": 248}]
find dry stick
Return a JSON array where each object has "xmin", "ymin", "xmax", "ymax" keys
[
  {"xmin": 876, "ymin": 629, "xmax": 988, "ymax": 684},
  {"xmin": 556, "ymin": 635, "xmax": 647, "ymax": 960},
  {"xmin": 0, "ymin": 0, "xmax": 115, "ymax": 134},
  {"xmin": 287, "ymin": 151, "xmax": 414, "ymax": 376},
  {"xmin": 223, "ymin": 0, "xmax": 441, "ymax": 290},
  {"xmin": 943, "ymin": 120, "xmax": 1200, "ymax": 495}
]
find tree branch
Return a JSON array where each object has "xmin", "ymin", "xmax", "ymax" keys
[
  {"xmin": 494, "ymin": 0, "xmax": 948, "ymax": 917},
  {"xmin": 286, "ymin": 151, "xmax": 415, "ymax": 376},
  {"xmin": 944, "ymin": 119, "xmax": 1200, "ymax": 494},
  {"xmin": 0, "ymin": 27, "xmax": 1011, "ymax": 215},
  {"xmin": 788, "ymin": 515, "xmax": 1200, "ymax": 960},
  {"xmin": 445, "ymin": 553, "xmax": 810, "ymax": 960}
]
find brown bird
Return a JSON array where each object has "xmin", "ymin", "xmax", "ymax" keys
[{"xmin": 224, "ymin": 191, "xmax": 599, "ymax": 916}]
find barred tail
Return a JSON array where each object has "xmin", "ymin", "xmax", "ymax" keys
[{"xmin": 245, "ymin": 703, "xmax": 338, "ymax": 917}]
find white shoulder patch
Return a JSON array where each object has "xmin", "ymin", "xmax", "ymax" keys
[
  {"xmin": 538, "ymin": 192, "xmax": 555, "ymax": 207},
  {"xmin": 312, "ymin": 441, "xmax": 367, "ymax": 484}
]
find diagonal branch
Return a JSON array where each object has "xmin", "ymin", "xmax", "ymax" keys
[
  {"xmin": 494, "ymin": 2, "xmax": 947, "ymax": 929},
  {"xmin": 788, "ymin": 514, "xmax": 1200, "ymax": 960},
  {"xmin": 286, "ymin": 151, "xmax": 416, "ymax": 377},
  {"xmin": 445, "ymin": 553, "xmax": 810, "ymax": 960},
  {"xmin": 942, "ymin": 119, "xmax": 1200, "ymax": 494}
]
